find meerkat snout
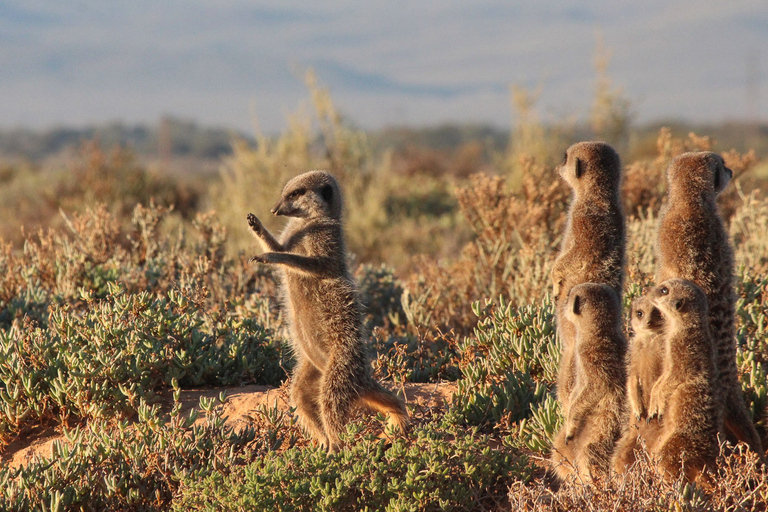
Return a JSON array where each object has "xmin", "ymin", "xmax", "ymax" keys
[{"xmin": 646, "ymin": 308, "xmax": 662, "ymax": 328}]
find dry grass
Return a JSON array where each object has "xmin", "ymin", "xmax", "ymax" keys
[{"xmin": 512, "ymin": 444, "xmax": 767, "ymax": 512}]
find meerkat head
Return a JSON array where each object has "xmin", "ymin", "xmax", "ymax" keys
[
  {"xmin": 271, "ymin": 170, "xmax": 343, "ymax": 220},
  {"xmin": 630, "ymin": 295, "xmax": 663, "ymax": 335},
  {"xmin": 667, "ymin": 152, "xmax": 732, "ymax": 199},
  {"xmin": 558, "ymin": 141, "xmax": 622, "ymax": 198},
  {"xmin": 649, "ymin": 278, "xmax": 709, "ymax": 329},
  {"xmin": 565, "ymin": 282, "xmax": 622, "ymax": 333}
]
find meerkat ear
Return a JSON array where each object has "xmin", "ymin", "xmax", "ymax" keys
[
  {"xmin": 715, "ymin": 162, "xmax": 732, "ymax": 193},
  {"xmin": 673, "ymin": 299, "xmax": 684, "ymax": 311},
  {"xmin": 574, "ymin": 157, "xmax": 584, "ymax": 179},
  {"xmin": 572, "ymin": 294, "xmax": 582, "ymax": 316},
  {"xmin": 320, "ymin": 184, "xmax": 334, "ymax": 204}
]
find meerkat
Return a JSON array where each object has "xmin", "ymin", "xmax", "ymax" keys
[
  {"xmin": 552, "ymin": 142, "xmax": 625, "ymax": 412},
  {"xmin": 656, "ymin": 151, "xmax": 764, "ymax": 456},
  {"xmin": 644, "ymin": 279, "xmax": 720, "ymax": 481},
  {"xmin": 612, "ymin": 295, "xmax": 665, "ymax": 473},
  {"xmin": 551, "ymin": 283, "xmax": 626, "ymax": 482},
  {"xmin": 247, "ymin": 170, "xmax": 407, "ymax": 451}
]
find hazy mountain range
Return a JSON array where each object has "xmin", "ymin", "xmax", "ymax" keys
[{"xmin": 1, "ymin": 1, "xmax": 766, "ymax": 134}]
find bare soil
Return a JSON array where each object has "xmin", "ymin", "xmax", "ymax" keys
[{"xmin": 1, "ymin": 382, "xmax": 457, "ymax": 470}]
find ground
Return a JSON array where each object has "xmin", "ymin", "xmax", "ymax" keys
[{"xmin": 2, "ymin": 382, "xmax": 458, "ymax": 470}]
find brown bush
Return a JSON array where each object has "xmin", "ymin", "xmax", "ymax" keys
[
  {"xmin": 402, "ymin": 157, "xmax": 568, "ymax": 335},
  {"xmin": 623, "ymin": 128, "xmax": 759, "ymax": 218}
]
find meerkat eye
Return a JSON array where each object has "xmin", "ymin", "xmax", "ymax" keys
[
  {"xmin": 636, "ymin": 310, "xmax": 643, "ymax": 319},
  {"xmin": 660, "ymin": 286, "xmax": 669, "ymax": 295},
  {"xmin": 562, "ymin": 152, "xmax": 568, "ymax": 165},
  {"xmin": 289, "ymin": 188, "xmax": 305, "ymax": 199}
]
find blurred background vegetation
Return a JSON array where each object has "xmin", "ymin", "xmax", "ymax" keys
[{"xmin": 2, "ymin": 70, "xmax": 766, "ymax": 270}]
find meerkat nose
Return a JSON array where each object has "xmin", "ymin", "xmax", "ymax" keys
[{"xmin": 271, "ymin": 202, "xmax": 281, "ymax": 215}]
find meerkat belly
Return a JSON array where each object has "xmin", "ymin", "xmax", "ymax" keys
[{"xmin": 285, "ymin": 276, "xmax": 359, "ymax": 371}]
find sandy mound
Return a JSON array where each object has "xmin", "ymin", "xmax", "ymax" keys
[{"xmin": 2, "ymin": 382, "xmax": 457, "ymax": 470}]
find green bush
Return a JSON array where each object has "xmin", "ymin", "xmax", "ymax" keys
[
  {"xmin": 449, "ymin": 297, "xmax": 556, "ymax": 428},
  {"xmin": 0, "ymin": 282, "xmax": 283, "ymax": 446},
  {"xmin": 0, "ymin": 393, "xmax": 285, "ymax": 511},
  {"xmin": 175, "ymin": 423, "xmax": 533, "ymax": 512}
]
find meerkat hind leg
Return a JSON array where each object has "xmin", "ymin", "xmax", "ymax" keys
[
  {"xmin": 612, "ymin": 429, "xmax": 641, "ymax": 474},
  {"xmin": 290, "ymin": 360, "xmax": 328, "ymax": 447},
  {"xmin": 319, "ymin": 361, "xmax": 361, "ymax": 453}
]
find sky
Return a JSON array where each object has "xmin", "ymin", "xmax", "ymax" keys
[{"xmin": 0, "ymin": 0, "xmax": 766, "ymax": 134}]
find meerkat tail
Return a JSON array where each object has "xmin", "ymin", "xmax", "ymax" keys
[
  {"xmin": 723, "ymin": 396, "xmax": 765, "ymax": 458},
  {"xmin": 359, "ymin": 387, "xmax": 409, "ymax": 431}
]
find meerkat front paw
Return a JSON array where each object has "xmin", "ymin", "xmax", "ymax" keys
[
  {"xmin": 647, "ymin": 387, "xmax": 665, "ymax": 423},
  {"xmin": 247, "ymin": 213, "xmax": 264, "ymax": 234},
  {"xmin": 628, "ymin": 386, "xmax": 646, "ymax": 421},
  {"xmin": 632, "ymin": 402, "xmax": 646, "ymax": 422},
  {"xmin": 563, "ymin": 416, "xmax": 579, "ymax": 445},
  {"xmin": 250, "ymin": 254, "xmax": 270, "ymax": 264}
]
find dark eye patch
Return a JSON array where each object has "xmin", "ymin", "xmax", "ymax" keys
[
  {"xmin": 289, "ymin": 188, "xmax": 305, "ymax": 199},
  {"xmin": 320, "ymin": 184, "xmax": 334, "ymax": 203},
  {"xmin": 572, "ymin": 295, "xmax": 582, "ymax": 315},
  {"xmin": 574, "ymin": 157, "xmax": 584, "ymax": 179}
]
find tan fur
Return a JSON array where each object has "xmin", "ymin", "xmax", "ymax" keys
[
  {"xmin": 551, "ymin": 283, "xmax": 626, "ymax": 483},
  {"xmin": 552, "ymin": 142, "xmax": 625, "ymax": 412},
  {"xmin": 656, "ymin": 152, "xmax": 763, "ymax": 457},
  {"xmin": 247, "ymin": 170, "xmax": 407, "ymax": 451},
  {"xmin": 612, "ymin": 295, "xmax": 665, "ymax": 473},
  {"xmin": 644, "ymin": 279, "xmax": 720, "ymax": 481}
]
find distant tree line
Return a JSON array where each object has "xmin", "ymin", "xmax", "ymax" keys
[
  {"xmin": 0, "ymin": 117, "xmax": 765, "ymax": 163},
  {"xmin": 0, "ymin": 117, "xmax": 251, "ymax": 161}
]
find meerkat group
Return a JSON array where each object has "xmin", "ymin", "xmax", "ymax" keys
[
  {"xmin": 549, "ymin": 146, "xmax": 763, "ymax": 483},
  {"xmin": 245, "ymin": 147, "xmax": 762, "ymax": 479}
]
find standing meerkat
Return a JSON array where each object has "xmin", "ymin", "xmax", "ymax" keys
[
  {"xmin": 552, "ymin": 142, "xmax": 625, "ymax": 411},
  {"xmin": 646, "ymin": 279, "xmax": 720, "ymax": 482},
  {"xmin": 247, "ymin": 170, "xmax": 407, "ymax": 451},
  {"xmin": 626, "ymin": 296, "xmax": 665, "ymax": 422},
  {"xmin": 551, "ymin": 283, "xmax": 626, "ymax": 482},
  {"xmin": 612, "ymin": 295, "xmax": 665, "ymax": 473},
  {"xmin": 656, "ymin": 151, "xmax": 763, "ymax": 456}
]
